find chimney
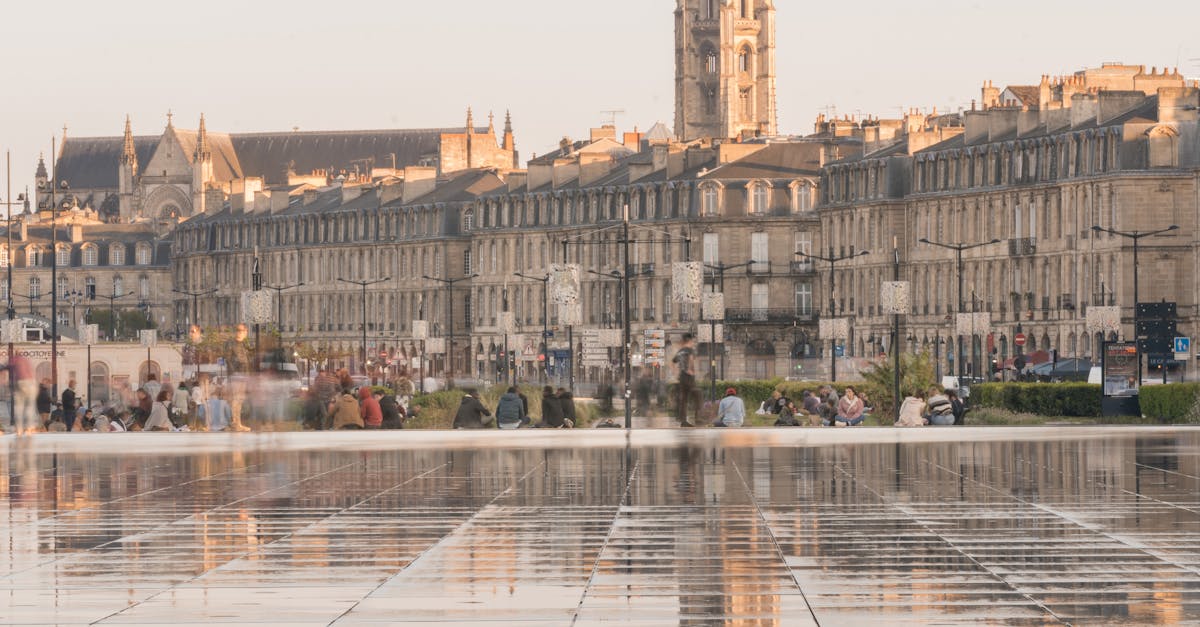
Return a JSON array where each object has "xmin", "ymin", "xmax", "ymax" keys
[
  {"xmin": 379, "ymin": 180, "xmax": 405, "ymax": 205},
  {"xmin": 18, "ymin": 220, "xmax": 27, "ymax": 242},
  {"xmin": 507, "ymin": 171, "xmax": 528, "ymax": 192},
  {"xmin": 303, "ymin": 188, "xmax": 319, "ymax": 206},
  {"xmin": 402, "ymin": 167, "xmax": 438, "ymax": 203}
]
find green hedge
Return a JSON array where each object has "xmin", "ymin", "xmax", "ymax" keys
[
  {"xmin": 972, "ymin": 383, "xmax": 1101, "ymax": 417},
  {"xmin": 668, "ymin": 378, "xmax": 852, "ymax": 413},
  {"xmin": 1138, "ymin": 384, "xmax": 1200, "ymax": 423}
]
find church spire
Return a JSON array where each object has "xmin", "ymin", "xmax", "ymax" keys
[
  {"xmin": 195, "ymin": 113, "xmax": 210, "ymax": 161},
  {"xmin": 465, "ymin": 106, "xmax": 474, "ymax": 133},
  {"xmin": 121, "ymin": 115, "xmax": 137, "ymax": 166},
  {"xmin": 165, "ymin": 109, "xmax": 174, "ymax": 130},
  {"xmin": 35, "ymin": 153, "xmax": 48, "ymax": 180},
  {"xmin": 502, "ymin": 109, "xmax": 515, "ymax": 150}
]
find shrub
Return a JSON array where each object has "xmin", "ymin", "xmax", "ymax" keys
[
  {"xmin": 971, "ymin": 383, "xmax": 1101, "ymax": 417},
  {"xmin": 858, "ymin": 351, "xmax": 938, "ymax": 419},
  {"xmin": 1138, "ymin": 384, "xmax": 1200, "ymax": 423}
]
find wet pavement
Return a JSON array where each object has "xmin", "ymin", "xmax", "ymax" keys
[{"xmin": 2, "ymin": 427, "xmax": 1200, "ymax": 626}]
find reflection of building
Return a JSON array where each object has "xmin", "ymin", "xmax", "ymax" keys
[{"xmin": 818, "ymin": 65, "xmax": 1200, "ymax": 377}]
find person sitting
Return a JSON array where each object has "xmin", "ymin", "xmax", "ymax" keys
[
  {"xmin": 330, "ymin": 388, "xmax": 365, "ymax": 430},
  {"xmin": 818, "ymin": 399, "xmax": 837, "ymax": 426},
  {"xmin": 774, "ymin": 400, "xmax": 800, "ymax": 426},
  {"xmin": 768, "ymin": 390, "xmax": 790, "ymax": 415},
  {"xmin": 144, "ymin": 391, "xmax": 174, "ymax": 431},
  {"xmin": 947, "ymin": 390, "xmax": 966, "ymax": 425},
  {"xmin": 451, "ymin": 389, "xmax": 493, "ymax": 429},
  {"xmin": 925, "ymin": 387, "xmax": 955, "ymax": 426},
  {"xmin": 359, "ymin": 388, "xmax": 383, "ymax": 429},
  {"xmin": 496, "ymin": 387, "xmax": 529, "ymax": 429},
  {"xmin": 536, "ymin": 386, "xmax": 566, "ymax": 428},
  {"xmin": 713, "ymin": 388, "xmax": 745, "ymax": 428},
  {"xmin": 896, "ymin": 392, "xmax": 927, "ymax": 427},
  {"xmin": 379, "ymin": 393, "xmax": 405, "ymax": 429},
  {"xmin": 835, "ymin": 386, "xmax": 865, "ymax": 427},
  {"xmin": 802, "ymin": 390, "xmax": 821, "ymax": 416},
  {"xmin": 556, "ymin": 388, "xmax": 577, "ymax": 428}
]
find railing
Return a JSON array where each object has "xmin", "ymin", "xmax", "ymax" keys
[
  {"xmin": 1008, "ymin": 237, "xmax": 1037, "ymax": 256},
  {"xmin": 747, "ymin": 261, "xmax": 772, "ymax": 275},
  {"xmin": 790, "ymin": 260, "xmax": 815, "ymax": 274},
  {"xmin": 726, "ymin": 308, "xmax": 815, "ymax": 325}
]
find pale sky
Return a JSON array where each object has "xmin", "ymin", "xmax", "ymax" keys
[{"xmin": 1, "ymin": 0, "xmax": 1197, "ymax": 200}]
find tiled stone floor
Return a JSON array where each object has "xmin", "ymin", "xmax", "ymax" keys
[{"xmin": 2, "ymin": 427, "xmax": 1199, "ymax": 625}]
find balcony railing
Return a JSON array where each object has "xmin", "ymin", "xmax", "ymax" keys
[
  {"xmin": 726, "ymin": 308, "xmax": 815, "ymax": 325},
  {"xmin": 1008, "ymin": 237, "xmax": 1037, "ymax": 256},
  {"xmin": 747, "ymin": 261, "xmax": 772, "ymax": 275},
  {"xmin": 790, "ymin": 260, "xmax": 815, "ymax": 274}
]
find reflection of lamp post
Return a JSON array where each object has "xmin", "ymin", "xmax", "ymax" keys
[{"xmin": 795, "ymin": 249, "xmax": 868, "ymax": 382}]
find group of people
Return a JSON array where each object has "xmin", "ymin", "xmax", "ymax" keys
[
  {"xmin": 896, "ymin": 387, "xmax": 966, "ymax": 427},
  {"xmin": 755, "ymin": 385, "xmax": 870, "ymax": 427},
  {"xmin": 453, "ymin": 386, "xmax": 577, "ymax": 429},
  {"xmin": 300, "ymin": 369, "xmax": 414, "ymax": 430},
  {"xmin": 2, "ymin": 366, "xmax": 246, "ymax": 435}
]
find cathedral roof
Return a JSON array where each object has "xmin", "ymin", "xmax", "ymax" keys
[{"xmin": 55, "ymin": 136, "xmax": 157, "ymax": 189}]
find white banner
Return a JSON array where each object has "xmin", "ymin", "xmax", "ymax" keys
[
  {"xmin": 412, "ymin": 320, "xmax": 428, "ymax": 341},
  {"xmin": 671, "ymin": 262, "xmax": 703, "ymax": 303},
  {"xmin": 550, "ymin": 264, "xmax": 581, "ymax": 305},
  {"xmin": 425, "ymin": 337, "xmax": 445, "ymax": 354},
  {"xmin": 818, "ymin": 317, "xmax": 850, "ymax": 340},
  {"xmin": 0, "ymin": 319, "xmax": 24, "ymax": 344},
  {"xmin": 82, "ymin": 324, "xmax": 99, "ymax": 346},
  {"xmin": 559, "ymin": 302, "xmax": 582, "ymax": 327},
  {"xmin": 499, "ymin": 311, "xmax": 516, "ymax": 334},
  {"xmin": 880, "ymin": 281, "xmax": 911, "ymax": 315},
  {"xmin": 1086, "ymin": 306, "xmax": 1122, "ymax": 333},
  {"xmin": 140, "ymin": 329, "xmax": 157, "ymax": 348},
  {"xmin": 955, "ymin": 312, "xmax": 992, "ymax": 336},
  {"xmin": 240, "ymin": 290, "xmax": 273, "ymax": 325},
  {"xmin": 702, "ymin": 292, "xmax": 725, "ymax": 321},
  {"xmin": 698, "ymin": 323, "xmax": 724, "ymax": 344}
]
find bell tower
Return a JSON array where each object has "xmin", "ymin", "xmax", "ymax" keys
[{"xmin": 674, "ymin": 0, "xmax": 777, "ymax": 141}]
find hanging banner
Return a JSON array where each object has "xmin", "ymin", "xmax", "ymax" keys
[
  {"xmin": 818, "ymin": 318, "xmax": 849, "ymax": 340},
  {"xmin": 697, "ymin": 324, "xmax": 724, "ymax": 344},
  {"xmin": 702, "ymin": 292, "xmax": 725, "ymax": 321},
  {"xmin": 671, "ymin": 262, "xmax": 703, "ymax": 303},
  {"xmin": 140, "ymin": 329, "xmax": 157, "ymax": 348},
  {"xmin": 425, "ymin": 337, "xmax": 445, "ymax": 354},
  {"xmin": 880, "ymin": 281, "xmax": 911, "ymax": 315},
  {"xmin": 559, "ymin": 302, "xmax": 582, "ymax": 327},
  {"xmin": 82, "ymin": 324, "xmax": 100, "ymax": 346},
  {"xmin": 412, "ymin": 320, "xmax": 428, "ymax": 340},
  {"xmin": 1086, "ymin": 306, "xmax": 1122, "ymax": 334},
  {"xmin": 955, "ymin": 312, "xmax": 992, "ymax": 336},
  {"xmin": 597, "ymin": 329, "xmax": 622, "ymax": 348},
  {"xmin": 240, "ymin": 290, "xmax": 273, "ymax": 325},
  {"xmin": 0, "ymin": 319, "xmax": 24, "ymax": 344},
  {"xmin": 549, "ymin": 264, "xmax": 582, "ymax": 305},
  {"xmin": 499, "ymin": 311, "xmax": 516, "ymax": 334}
]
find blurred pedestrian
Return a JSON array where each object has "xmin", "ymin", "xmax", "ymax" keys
[
  {"xmin": 61, "ymin": 380, "xmax": 78, "ymax": 431},
  {"xmin": 672, "ymin": 333, "xmax": 698, "ymax": 427}
]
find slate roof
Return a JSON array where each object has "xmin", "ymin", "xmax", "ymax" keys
[
  {"xmin": 1005, "ymin": 85, "xmax": 1040, "ymax": 107},
  {"xmin": 388, "ymin": 169, "xmax": 506, "ymax": 206},
  {"xmin": 55, "ymin": 136, "xmax": 157, "ymax": 189},
  {"xmin": 699, "ymin": 143, "xmax": 823, "ymax": 180}
]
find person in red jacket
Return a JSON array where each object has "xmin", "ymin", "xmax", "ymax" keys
[{"xmin": 359, "ymin": 387, "xmax": 383, "ymax": 429}]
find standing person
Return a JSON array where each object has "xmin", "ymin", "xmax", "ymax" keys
[
  {"xmin": 145, "ymin": 390, "xmax": 174, "ymax": 431},
  {"xmin": 174, "ymin": 382, "xmax": 193, "ymax": 426},
  {"xmin": 330, "ymin": 388, "xmax": 364, "ymax": 430},
  {"xmin": 5, "ymin": 355, "xmax": 39, "ymax": 435},
  {"xmin": 36, "ymin": 378, "xmax": 54, "ymax": 428},
  {"xmin": 713, "ymin": 387, "xmax": 745, "ymax": 428},
  {"xmin": 359, "ymin": 387, "xmax": 383, "ymax": 429},
  {"xmin": 452, "ymin": 389, "xmax": 492, "ymax": 429},
  {"xmin": 556, "ymin": 388, "xmax": 577, "ymax": 428},
  {"xmin": 535, "ymin": 386, "xmax": 564, "ymax": 428},
  {"xmin": 671, "ymin": 333, "xmax": 698, "ymax": 427},
  {"xmin": 496, "ymin": 386, "xmax": 528, "ymax": 429},
  {"xmin": 835, "ymin": 386, "xmax": 865, "ymax": 427},
  {"xmin": 200, "ymin": 388, "xmax": 232, "ymax": 432},
  {"xmin": 61, "ymin": 380, "xmax": 78, "ymax": 432}
]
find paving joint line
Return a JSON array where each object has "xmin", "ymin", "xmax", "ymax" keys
[{"xmin": 570, "ymin": 438, "xmax": 639, "ymax": 627}]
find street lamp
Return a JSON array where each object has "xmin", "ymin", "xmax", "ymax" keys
[
  {"xmin": 918, "ymin": 237, "xmax": 1001, "ymax": 387},
  {"xmin": 422, "ymin": 273, "xmax": 477, "ymax": 385},
  {"xmin": 794, "ymin": 248, "xmax": 869, "ymax": 381},
  {"xmin": 98, "ymin": 290, "xmax": 134, "ymax": 340},
  {"xmin": 1090, "ymin": 223, "xmax": 1179, "ymax": 379},
  {"xmin": 37, "ymin": 138, "xmax": 68, "ymax": 397},
  {"xmin": 263, "ymin": 282, "xmax": 304, "ymax": 336},
  {"xmin": 514, "ymin": 272, "xmax": 550, "ymax": 384},
  {"xmin": 172, "ymin": 287, "xmax": 217, "ymax": 328},
  {"xmin": 4, "ymin": 151, "xmax": 26, "ymax": 428},
  {"xmin": 704, "ymin": 260, "xmax": 753, "ymax": 381},
  {"xmin": 64, "ymin": 289, "xmax": 85, "ymax": 330},
  {"xmin": 337, "ymin": 277, "xmax": 390, "ymax": 375}
]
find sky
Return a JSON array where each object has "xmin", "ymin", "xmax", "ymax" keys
[{"xmin": 1, "ymin": 0, "xmax": 1198, "ymax": 201}]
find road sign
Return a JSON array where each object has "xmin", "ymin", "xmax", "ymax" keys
[
  {"xmin": 1174, "ymin": 337, "xmax": 1190, "ymax": 354},
  {"xmin": 1014, "ymin": 333, "xmax": 1026, "ymax": 347}
]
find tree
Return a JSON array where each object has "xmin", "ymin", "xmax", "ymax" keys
[{"xmin": 859, "ymin": 351, "xmax": 937, "ymax": 421}]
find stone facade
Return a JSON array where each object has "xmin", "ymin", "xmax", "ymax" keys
[{"xmin": 675, "ymin": 0, "xmax": 777, "ymax": 141}]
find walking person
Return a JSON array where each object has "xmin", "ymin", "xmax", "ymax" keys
[
  {"xmin": 713, "ymin": 387, "xmax": 745, "ymax": 428},
  {"xmin": 671, "ymin": 333, "xmax": 698, "ymax": 427},
  {"xmin": 36, "ymin": 379, "xmax": 53, "ymax": 428},
  {"xmin": 496, "ymin": 386, "xmax": 528, "ymax": 429},
  {"xmin": 2, "ymin": 354, "xmax": 38, "ymax": 435},
  {"xmin": 61, "ymin": 380, "xmax": 78, "ymax": 432}
]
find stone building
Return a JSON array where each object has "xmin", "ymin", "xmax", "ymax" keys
[
  {"xmin": 819, "ymin": 64, "xmax": 1200, "ymax": 380},
  {"xmin": 675, "ymin": 0, "xmax": 777, "ymax": 141}
]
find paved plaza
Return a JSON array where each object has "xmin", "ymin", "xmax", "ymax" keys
[{"xmin": 2, "ymin": 427, "xmax": 1200, "ymax": 626}]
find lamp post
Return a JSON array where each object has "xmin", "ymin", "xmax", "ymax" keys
[
  {"xmin": 918, "ymin": 237, "xmax": 1001, "ymax": 389},
  {"xmin": 172, "ymin": 287, "xmax": 217, "ymax": 328},
  {"xmin": 37, "ymin": 138, "xmax": 69, "ymax": 397},
  {"xmin": 514, "ymin": 272, "xmax": 549, "ymax": 384},
  {"xmin": 337, "ymin": 277, "xmax": 390, "ymax": 375},
  {"xmin": 795, "ymin": 249, "xmax": 869, "ymax": 381},
  {"xmin": 704, "ymin": 261, "xmax": 752, "ymax": 381},
  {"xmin": 64, "ymin": 289, "xmax": 85, "ymax": 330},
  {"xmin": 422, "ymin": 273, "xmax": 476, "ymax": 385},
  {"xmin": 263, "ymin": 282, "xmax": 304, "ymax": 336},
  {"xmin": 98, "ymin": 291, "xmax": 134, "ymax": 340},
  {"xmin": 1090, "ymin": 224, "xmax": 1179, "ymax": 380},
  {"xmin": 4, "ymin": 151, "xmax": 27, "ymax": 428}
]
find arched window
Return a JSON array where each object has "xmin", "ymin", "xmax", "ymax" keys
[
  {"xmin": 738, "ymin": 49, "xmax": 752, "ymax": 74},
  {"xmin": 82, "ymin": 244, "xmax": 98, "ymax": 266},
  {"xmin": 25, "ymin": 246, "xmax": 41, "ymax": 267},
  {"xmin": 136, "ymin": 243, "xmax": 152, "ymax": 265},
  {"xmin": 703, "ymin": 47, "xmax": 718, "ymax": 74},
  {"xmin": 109, "ymin": 244, "xmax": 126, "ymax": 266},
  {"xmin": 463, "ymin": 209, "xmax": 474, "ymax": 231},
  {"xmin": 751, "ymin": 184, "xmax": 769, "ymax": 214},
  {"xmin": 56, "ymin": 244, "xmax": 70, "ymax": 267},
  {"xmin": 29, "ymin": 276, "xmax": 41, "ymax": 299}
]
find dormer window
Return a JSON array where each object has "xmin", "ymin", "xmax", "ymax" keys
[
  {"xmin": 109, "ymin": 244, "xmax": 126, "ymax": 266},
  {"xmin": 136, "ymin": 243, "xmax": 152, "ymax": 266},
  {"xmin": 56, "ymin": 244, "xmax": 70, "ymax": 267},
  {"xmin": 750, "ymin": 183, "xmax": 769, "ymax": 214},
  {"xmin": 82, "ymin": 244, "xmax": 98, "ymax": 266},
  {"xmin": 26, "ymin": 246, "xmax": 42, "ymax": 268},
  {"xmin": 702, "ymin": 185, "xmax": 720, "ymax": 216}
]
